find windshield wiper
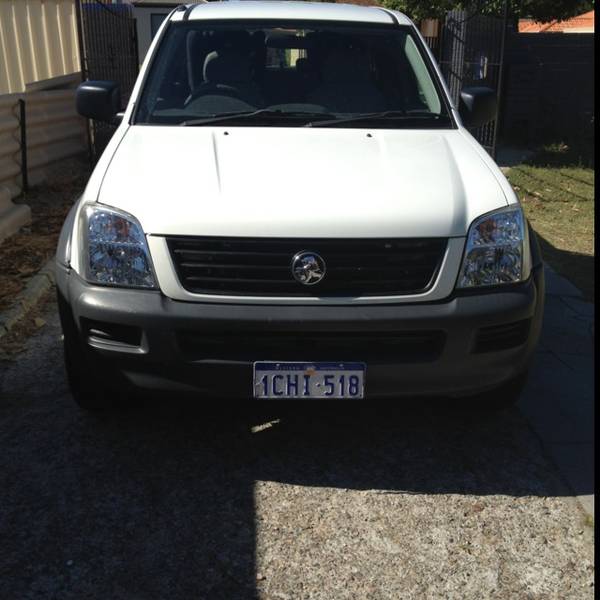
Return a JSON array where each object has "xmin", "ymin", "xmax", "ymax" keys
[
  {"xmin": 180, "ymin": 109, "xmax": 336, "ymax": 126},
  {"xmin": 305, "ymin": 110, "xmax": 450, "ymax": 128}
]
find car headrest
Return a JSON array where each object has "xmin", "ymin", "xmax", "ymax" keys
[
  {"xmin": 295, "ymin": 57, "xmax": 308, "ymax": 72},
  {"xmin": 187, "ymin": 31, "xmax": 206, "ymax": 90},
  {"xmin": 203, "ymin": 50, "xmax": 253, "ymax": 84}
]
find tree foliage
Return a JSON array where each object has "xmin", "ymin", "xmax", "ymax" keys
[{"xmin": 380, "ymin": 0, "xmax": 594, "ymax": 23}]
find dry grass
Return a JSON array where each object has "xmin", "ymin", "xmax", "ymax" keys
[{"xmin": 506, "ymin": 144, "xmax": 595, "ymax": 301}]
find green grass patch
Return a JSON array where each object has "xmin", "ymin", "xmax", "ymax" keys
[{"xmin": 506, "ymin": 144, "xmax": 594, "ymax": 301}]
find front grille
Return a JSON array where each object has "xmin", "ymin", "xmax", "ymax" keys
[
  {"xmin": 177, "ymin": 331, "xmax": 446, "ymax": 363},
  {"xmin": 473, "ymin": 319, "xmax": 531, "ymax": 353},
  {"xmin": 166, "ymin": 237, "xmax": 447, "ymax": 297}
]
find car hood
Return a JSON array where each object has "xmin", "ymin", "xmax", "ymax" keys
[{"xmin": 97, "ymin": 125, "xmax": 509, "ymax": 238}]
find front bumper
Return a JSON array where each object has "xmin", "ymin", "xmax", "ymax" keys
[{"xmin": 56, "ymin": 264, "xmax": 544, "ymax": 399}]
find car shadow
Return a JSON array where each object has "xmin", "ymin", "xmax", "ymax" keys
[{"xmin": 239, "ymin": 400, "xmax": 572, "ymax": 497}]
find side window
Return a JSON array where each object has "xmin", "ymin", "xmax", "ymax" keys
[
  {"xmin": 264, "ymin": 47, "xmax": 302, "ymax": 69},
  {"xmin": 265, "ymin": 47, "xmax": 286, "ymax": 69},
  {"xmin": 403, "ymin": 35, "xmax": 441, "ymax": 113}
]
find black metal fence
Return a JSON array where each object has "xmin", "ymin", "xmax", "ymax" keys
[
  {"xmin": 421, "ymin": 9, "xmax": 508, "ymax": 157},
  {"xmin": 501, "ymin": 31, "xmax": 594, "ymax": 147},
  {"xmin": 75, "ymin": 0, "xmax": 139, "ymax": 160}
]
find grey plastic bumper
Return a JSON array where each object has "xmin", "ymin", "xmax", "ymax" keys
[{"xmin": 55, "ymin": 261, "xmax": 545, "ymax": 399}]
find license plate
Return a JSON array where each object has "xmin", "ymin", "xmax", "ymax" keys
[{"xmin": 253, "ymin": 362, "xmax": 365, "ymax": 399}]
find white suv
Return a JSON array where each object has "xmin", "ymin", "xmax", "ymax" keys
[{"xmin": 56, "ymin": 1, "xmax": 544, "ymax": 409}]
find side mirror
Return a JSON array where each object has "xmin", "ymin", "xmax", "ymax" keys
[
  {"xmin": 459, "ymin": 86, "xmax": 497, "ymax": 128},
  {"xmin": 76, "ymin": 80, "xmax": 121, "ymax": 123}
]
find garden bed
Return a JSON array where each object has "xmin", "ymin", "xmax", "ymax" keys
[{"xmin": 0, "ymin": 156, "xmax": 90, "ymax": 313}]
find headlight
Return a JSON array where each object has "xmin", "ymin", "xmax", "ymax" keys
[
  {"xmin": 457, "ymin": 206, "xmax": 531, "ymax": 288},
  {"xmin": 83, "ymin": 205, "xmax": 157, "ymax": 288}
]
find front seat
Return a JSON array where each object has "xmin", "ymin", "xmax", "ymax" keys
[
  {"xmin": 307, "ymin": 47, "xmax": 386, "ymax": 114},
  {"xmin": 186, "ymin": 49, "xmax": 264, "ymax": 113}
]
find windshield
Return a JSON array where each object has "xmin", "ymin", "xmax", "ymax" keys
[{"xmin": 134, "ymin": 20, "xmax": 452, "ymax": 128}]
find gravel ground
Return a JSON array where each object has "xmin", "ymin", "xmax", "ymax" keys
[{"xmin": 0, "ymin": 300, "xmax": 594, "ymax": 599}]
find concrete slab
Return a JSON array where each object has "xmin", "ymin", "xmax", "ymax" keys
[
  {"xmin": 539, "ymin": 296, "xmax": 594, "ymax": 356},
  {"xmin": 546, "ymin": 444, "xmax": 595, "ymax": 517},
  {"xmin": 520, "ymin": 266, "xmax": 595, "ymax": 517},
  {"xmin": 560, "ymin": 296, "xmax": 595, "ymax": 318},
  {"xmin": 544, "ymin": 264, "xmax": 584, "ymax": 298},
  {"xmin": 522, "ymin": 355, "xmax": 593, "ymax": 443}
]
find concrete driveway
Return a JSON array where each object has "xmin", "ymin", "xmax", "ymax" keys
[
  {"xmin": 0, "ymin": 267, "xmax": 594, "ymax": 599},
  {"xmin": 521, "ymin": 267, "xmax": 595, "ymax": 517}
]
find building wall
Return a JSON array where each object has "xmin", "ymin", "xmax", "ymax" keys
[
  {"xmin": 133, "ymin": 5, "xmax": 173, "ymax": 64},
  {"xmin": 0, "ymin": 0, "xmax": 80, "ymax": 94}
]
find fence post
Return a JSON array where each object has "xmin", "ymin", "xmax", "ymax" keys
[
  {"xmin": 18, "ymin": 99, "xmax": 28, "ymax": 192},
  {"xmin": 75, "ymin": 0, "xmax": 94, "ymax": 167},
  {"xmin": 490, "ymin": 0, "xmax": 509, "ymax": 158},
  {"xmin": 445, "ymin": 10, "xmax": 468, "ymax": 105}
]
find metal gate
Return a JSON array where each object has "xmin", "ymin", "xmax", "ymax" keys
[
  {"xmin": 76, "ymin": 0, "xmax": 139, "ymax": 160},
  {"xmin": 423, "ymin": 8, "xmax": 508, "ymax": 157}
]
